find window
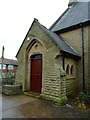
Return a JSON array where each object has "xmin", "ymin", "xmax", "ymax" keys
[
  {"xmin": 8, "ymin": 65, "xmax": 14, "ymax": 70},
  {"xmin": 70, "ymin": 65, "xmax": 74, "ymax": 74},
  {"xmin": 66, "ymin": 65, "xmax": 70, "ymax": 75},
  {"xmin": 0, "ymin": 64, "xmax": 6, "ymax": 69},
  {"xmin": 3, "ymin": 64, "xmax": 6, "ymax": 69}
]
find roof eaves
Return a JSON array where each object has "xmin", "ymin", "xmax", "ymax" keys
[
  {"xmin": 0, "ymin": 58, "xmax": 18, "ymax": 65},
  {"xmin": 61, "ymin": 50, "xmax": 81, "ymax": 59},
  {"xmin": 56, "ymin": 36, "xmax": 81, "ymax": 57},
  {"xmin": 55, "ymin": 20, "xmax": 90, "ymax": 34}
]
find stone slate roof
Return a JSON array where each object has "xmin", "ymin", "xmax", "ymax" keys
[
  {"xmin": 37, "ymin": 21, "xmax": 80, "ymax": 57},
  {"xmin": 50, "ymin": 2, "xmax": 90, "ymax": 32},
  {"xmin": 0, "ymin": 58, "xmax": 18, "ymax": 65}
]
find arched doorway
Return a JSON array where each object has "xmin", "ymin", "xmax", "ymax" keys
[{"xmin": 30, "ymin": 54, "xmax": 42, "ymax": 93}]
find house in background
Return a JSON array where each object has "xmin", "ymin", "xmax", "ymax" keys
[
  {"xmin": 0, "ymin": 58, "xmax": 18, "ymax": 80},
  {"xmin": 16, "ymin": 0, "xmax": 90, "ymax": 103}
]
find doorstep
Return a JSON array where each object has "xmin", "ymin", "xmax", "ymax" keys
[{"xmin": 24, "ymin": 91, "xmax": 40, "ymax": 98}]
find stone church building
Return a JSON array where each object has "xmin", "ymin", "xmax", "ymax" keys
[{"xmin": 16, "ymin": 1, "xmax": 90, "ymax": 103}]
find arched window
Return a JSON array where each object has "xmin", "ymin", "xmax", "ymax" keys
[
  {"xmin": 66, "ymin": 65, "xmax": 70, "ymax": 75},
  {"xmin": 70, "ymin": 65, "xmax": 74, "ymax": 74}
]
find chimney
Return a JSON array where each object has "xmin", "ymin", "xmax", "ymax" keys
[{"xmin": 68, "ymin": 0, "xmax": 79, "ymax": 7}]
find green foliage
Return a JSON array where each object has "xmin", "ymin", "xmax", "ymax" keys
[
  {"xmin": 2, "ymin": 72, "xmax": 16, "ymax": 85},
  {"xmin": 88, "ymin": 79, "xmax": 90, "ymax": 83},
  {"xmin": 76, "ymin": 102, "xmax": 87, "ymax": 111},
  {"xmin": 13, "ymin": 81, "xmax": 19, "ymax": 85},
  {"xmin": 6, "ymin": 72, "xmax": 15, "ymax": 80},
  {"xmin": 80, "ymin": 92, "xmax": 90, "ymax": 107},
  {"xmin": 2, "ymin": 79, "xmax": 15, "ymax": 85}
]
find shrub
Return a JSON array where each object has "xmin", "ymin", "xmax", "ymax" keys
[
  {"xmin": 2, "ymin": 79, "xmax": 15, "ymax": 85},
  {"xmin": 80, "ymin": 92, "xmax": 90, "ymax": 107}
]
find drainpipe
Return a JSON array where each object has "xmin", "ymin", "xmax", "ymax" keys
[
  {"xmin": 62, "ymin": 56, "xmax": 65, "ymax": 70},
  {"xmin": 80, "ymin": 24, "xmax": 85, "ymax": 92}
]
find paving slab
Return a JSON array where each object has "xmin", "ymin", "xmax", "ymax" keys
[{"xmin": 1, "ymin": 94, "xmax": 89, "ymax": 118}]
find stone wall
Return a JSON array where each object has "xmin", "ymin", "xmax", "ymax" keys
[
  {"xmin": 66, "ymin": 78, "xmax": 76, "ymax": 96},
  {"xmin": 2, "ymin": 85, "xmax": 22, "ymax": 95},
  {"xmin": 16, "ymin": 20, "xmax": 67, "ymax": 99},
  {"xmin": 16, "ymin": 39, "xmax": 28, "ymax": 91},
  {"xmin": 16, "ymin": 19, "xmax": 82, "ymax": 101},
  {"xmin": 26, "ymin": 21, "xmax": 61, "ymax": 97},
  {"xmin": 65, "ymin": 57, "xmax": 78, "ymax": 95},
  {"xmin": 60, "ymin": 26, "xmax": 89, "ymax": 91}
]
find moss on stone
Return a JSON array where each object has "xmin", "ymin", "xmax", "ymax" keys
[
  {"xmin": 40, "ymin": 94, "xmax": 67, "ymax": 105},
  {"xmin": 24, "ymin": 91, "xmax": 40, "ymax": 98},
  {"xmin": 88, "ymin": 79, "xmax": 90, "ymax": 83}
]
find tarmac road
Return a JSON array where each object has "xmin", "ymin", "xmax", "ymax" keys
[{"xmin": 1, "ymin": 94, "xmax": 89, "ymax": 118}]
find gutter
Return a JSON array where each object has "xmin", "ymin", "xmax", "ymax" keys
[{"xmin": 55, "ymin": 20, "xmax": 90, "ymax": 34}]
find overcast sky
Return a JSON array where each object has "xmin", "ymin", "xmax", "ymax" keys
[{"xmin": 0, "ymin": 0, "xmax": 72, "ymax": 60}]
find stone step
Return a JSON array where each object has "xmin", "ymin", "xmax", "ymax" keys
[{"xmin": 24, "ymin": 91, "xmax": 40, "ymax": 98}]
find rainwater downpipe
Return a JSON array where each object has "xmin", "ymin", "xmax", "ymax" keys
[
  {"xmin": 80, "ymin": 24, "xmax": 85, "ymax": 92},
  {"xmin": 62, "ymin": 56, "xmax": 65, "ymax": 70}
]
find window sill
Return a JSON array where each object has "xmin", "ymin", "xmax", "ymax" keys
[{"xmin": 65, "ymin": 75, "xmax": 76, "ymax": 79}]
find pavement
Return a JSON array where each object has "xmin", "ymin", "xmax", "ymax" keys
[{"xmin": 1, "ymin": 94, "xmax": 89, "ymax": 119}]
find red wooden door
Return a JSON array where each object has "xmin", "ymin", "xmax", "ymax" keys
[{"xmin": 30, "ymin": 54, "xmax": 42, "ymax": 93}]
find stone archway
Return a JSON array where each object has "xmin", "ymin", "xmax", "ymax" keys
[{"xmin": 25, "ymin": 38, "xmax": 44, "ymax": 93}]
